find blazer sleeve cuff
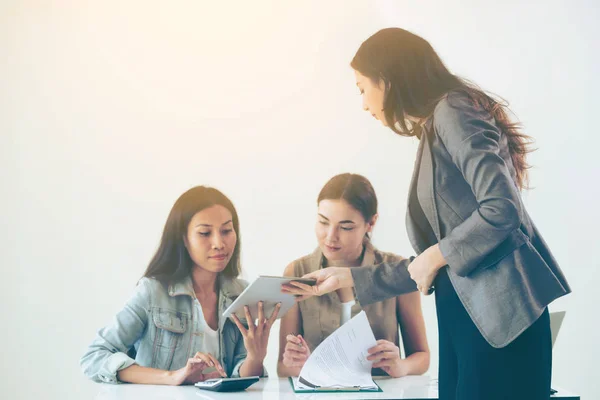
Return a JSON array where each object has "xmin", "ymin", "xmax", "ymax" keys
[{"xmin": 439, "ymin": 237, "xmax": 468, "ymax": 277}]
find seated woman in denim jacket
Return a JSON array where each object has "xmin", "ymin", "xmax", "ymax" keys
[
  {"xmin": 278, "ymin": 174, "xmax": 429, "ymax": 378},
  {"xmin": 81, "ymin": 186, "xmax": 279, "ymax": 385}
]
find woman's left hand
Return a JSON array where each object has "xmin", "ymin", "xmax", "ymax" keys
[
  {"xmin": 367, "ymin": 340, "xmax": 407, "ymax": 378},
  {"xmin": 231, "ymin": 301, "xmax": 281, "ymax": 362},
  {"xmin": 407, "ymin": 244, "xmax": 446, "ymax": 296}
]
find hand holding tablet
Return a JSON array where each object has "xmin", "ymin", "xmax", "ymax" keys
[{"xmin": 222, "ymin": 276, "xmax": 316, "ymax": 321}]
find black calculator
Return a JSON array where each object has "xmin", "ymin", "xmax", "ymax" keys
[{"xmin": 194, "ymin": 376, "xmax": 260, "ymax": 392}]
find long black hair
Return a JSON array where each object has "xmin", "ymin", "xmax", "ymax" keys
[
  {"xmin": 351, "ymin": 27, "xmax": 534, "ymax": 189},
  {"xmin": 142, "ymin": 186, "xmax": 241, "ymax": 283}
]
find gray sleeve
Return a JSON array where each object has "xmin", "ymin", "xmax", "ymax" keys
[
  {"xmin": 434, "ymin": 95, "xmax": 523, "ymax": 277},
  {"xmin": 350, "ymin": 257, "xmax": 417, "ymax": 306},
  {"xmin": 230, "ymin": 327, "xmax": 249, "ymax": 378},
  {"xmin": 79, "ymin": 279, "xmax": 151, "ymax": 383}
]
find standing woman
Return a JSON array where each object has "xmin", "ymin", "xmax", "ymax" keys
[{"xmin": 283, "ymin": 28, "xmax": 571, "ymax": 400}]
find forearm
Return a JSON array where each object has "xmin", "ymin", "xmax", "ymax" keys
[
  {"xmin": 425, "ymin": 244, "xmax": 447, "ymax": 274},
  {"xmin": 276, "ymin": 361, "xmax": 302, "ymax": 377},
  {"xmin": 81, "ymin": 279, "xmax": 150, "ymax": 383},
  {"xmin": 238, "ymin": 356, "xmax": 264, "ymax": 377},
  {"xmin": 80, "ymin": 347, "xmax": 137, "ymax": 383},
  {"xmin": 351, "ymin": 258, "xmax": 417, "ymax": 306},
  {"xmin": 117, "ymin": 364, "xmax": 176, "ymax": 385},
  {"xmin": 399, "ymin": 351, "xmax": 430, "ymax": 376}
]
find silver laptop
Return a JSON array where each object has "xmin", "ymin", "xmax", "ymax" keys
[{"xmin": 550, "ymin": 311, "xmax": 566, "ymax": 348}]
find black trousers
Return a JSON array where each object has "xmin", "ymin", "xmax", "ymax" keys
[{"xmin": 435, "ymin": 267, "xmax": 552, "ymax": 400}]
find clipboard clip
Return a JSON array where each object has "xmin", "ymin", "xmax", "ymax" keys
[{"xmin": 315, "ymin": 386, "xmax": 361, "ymax": 392}]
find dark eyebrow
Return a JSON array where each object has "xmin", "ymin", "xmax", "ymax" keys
[
  {"xmin": 318, "ymin": 214, "xmax": 355, "ymax": 224},
  {"xmin": 195, "ymin": 220, "xmax": 233, "ymax": 228}
]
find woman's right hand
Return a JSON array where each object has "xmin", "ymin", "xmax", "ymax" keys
[
  {"xmin": 169, "ymin": 352, "xmax": 227, "ymax": 385},
  {"xmin": 282, "ymin": 334, "xmax": 311, "ymax": 369}
]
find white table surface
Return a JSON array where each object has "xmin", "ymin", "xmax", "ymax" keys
[{"xmin": 91, "ymin": 376, "xmax": 580, "ymax": 400}]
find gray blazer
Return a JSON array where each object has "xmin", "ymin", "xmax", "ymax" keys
[{"xmin": 352, "ymin": 92, "xmax": 571, "ymax": 348}]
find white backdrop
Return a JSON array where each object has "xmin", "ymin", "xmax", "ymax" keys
[{"xmin": 2, "ymin": 1, "xmax": 598, "ymax": 399}]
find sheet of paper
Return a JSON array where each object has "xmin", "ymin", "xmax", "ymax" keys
[{"xmin": 297, "ymin": 310, "xmax": 378, "ymax": 389}]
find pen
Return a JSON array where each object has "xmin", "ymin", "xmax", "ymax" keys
[{"xmin": 289, "ymin": 333, "xmax": 304, "ymax": 347}]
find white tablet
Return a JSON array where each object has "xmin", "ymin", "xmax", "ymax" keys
[{"xmin": 222, "ymin": 275, "xmax": 316, "ymax": 321}]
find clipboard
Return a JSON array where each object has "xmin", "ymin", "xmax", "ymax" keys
[{"xmin": 288, "ymin": 377, "xmax": 383, "ymax": 393}]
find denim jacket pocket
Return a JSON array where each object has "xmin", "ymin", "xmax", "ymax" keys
[{"xmin": 150, "ymin": 308, "xmax": 189, "ymax": 370}]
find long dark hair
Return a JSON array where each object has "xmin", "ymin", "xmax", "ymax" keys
[
  {"xmin": 351, "ymin": 27, "xmax": 534, "ymax": 190},
  {"xmin": 143, "ymin": 186, "xmax": 241, "ymax": 283},
  {"xmin": 318, "ymin": 173, "xmax": 378, "ymax": 228}
]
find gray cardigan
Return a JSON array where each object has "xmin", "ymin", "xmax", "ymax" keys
[{"xmin": 351, "ymin": 92, "xmax": 571, "ymax": 348}]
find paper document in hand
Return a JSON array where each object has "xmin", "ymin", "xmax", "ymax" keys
[{"xmin": 297, "ymin": 310, "xmax": 378, "ymax": 390}]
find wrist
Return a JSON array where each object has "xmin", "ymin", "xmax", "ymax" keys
[
  {"xmin": 241, "ymin": 356, "xmax": 264, "ymax": 376},
  {"xmin": 391, "ymin": 360, "xmax": 408, "ymax": 378},
  {"xmin": 343, "ymin": 267, "xmax": 355, "ymax": 288},
  {"xmin": 165, "ymin": 370, "xmax": 179, "ymax": 386},
  {"xmin": 429, "ymin": 244, "xmax": 446, "ymax": 271},
  {"xmin": 337, "ymin": 287, "xmax": 355, "ymax": 303},
  {"xmin": 244, "ymin": 355, "xmax": 264, "ymax": 367}
]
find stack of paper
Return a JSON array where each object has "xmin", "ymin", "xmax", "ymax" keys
[{"xmin": 289, "ymin": 311, "xmax": 381, "ymax": 392}]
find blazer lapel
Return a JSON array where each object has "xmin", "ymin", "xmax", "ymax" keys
[
  {"xmin": 417, "ymin": 128, "xmax": 442, "ymax": 241},
  {"xmin": 406, "ymin": 136, "xmax": 429, "ymax": 254}
]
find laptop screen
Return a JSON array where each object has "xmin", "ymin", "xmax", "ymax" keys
[{"xmin": 550, "ymin": 311, "xmax": 566, "ymax": 348}]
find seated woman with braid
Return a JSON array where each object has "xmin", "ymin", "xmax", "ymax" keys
[{"xmin": 277, "ymin": 173, "xmax": 429, "ymax": 378}]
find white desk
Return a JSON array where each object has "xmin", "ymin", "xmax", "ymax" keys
[{"xmin": 92, "ymin": 377, "xmax": 580, "ymax": 400}]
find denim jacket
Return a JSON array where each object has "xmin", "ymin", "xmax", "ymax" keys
[{"xmin": 80, "ymin": 275, "xmax": 262, "ymax": 383}]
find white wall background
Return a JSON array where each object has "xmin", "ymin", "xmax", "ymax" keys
[{"xmin": 2, "ymin": 1, "xmax": 598, "ymax": 399}]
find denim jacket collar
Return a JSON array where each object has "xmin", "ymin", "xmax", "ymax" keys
[
  {"xmin": 167, "ymin": 275, "xmax": 244, "ymax": 329},
  {"xmin": 167, "ymin": 276, "xmax": 195, "ymax": 298},
  {"xmin": 168, "ymin": 275, "xmax": 241, "ymax": 299}
]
